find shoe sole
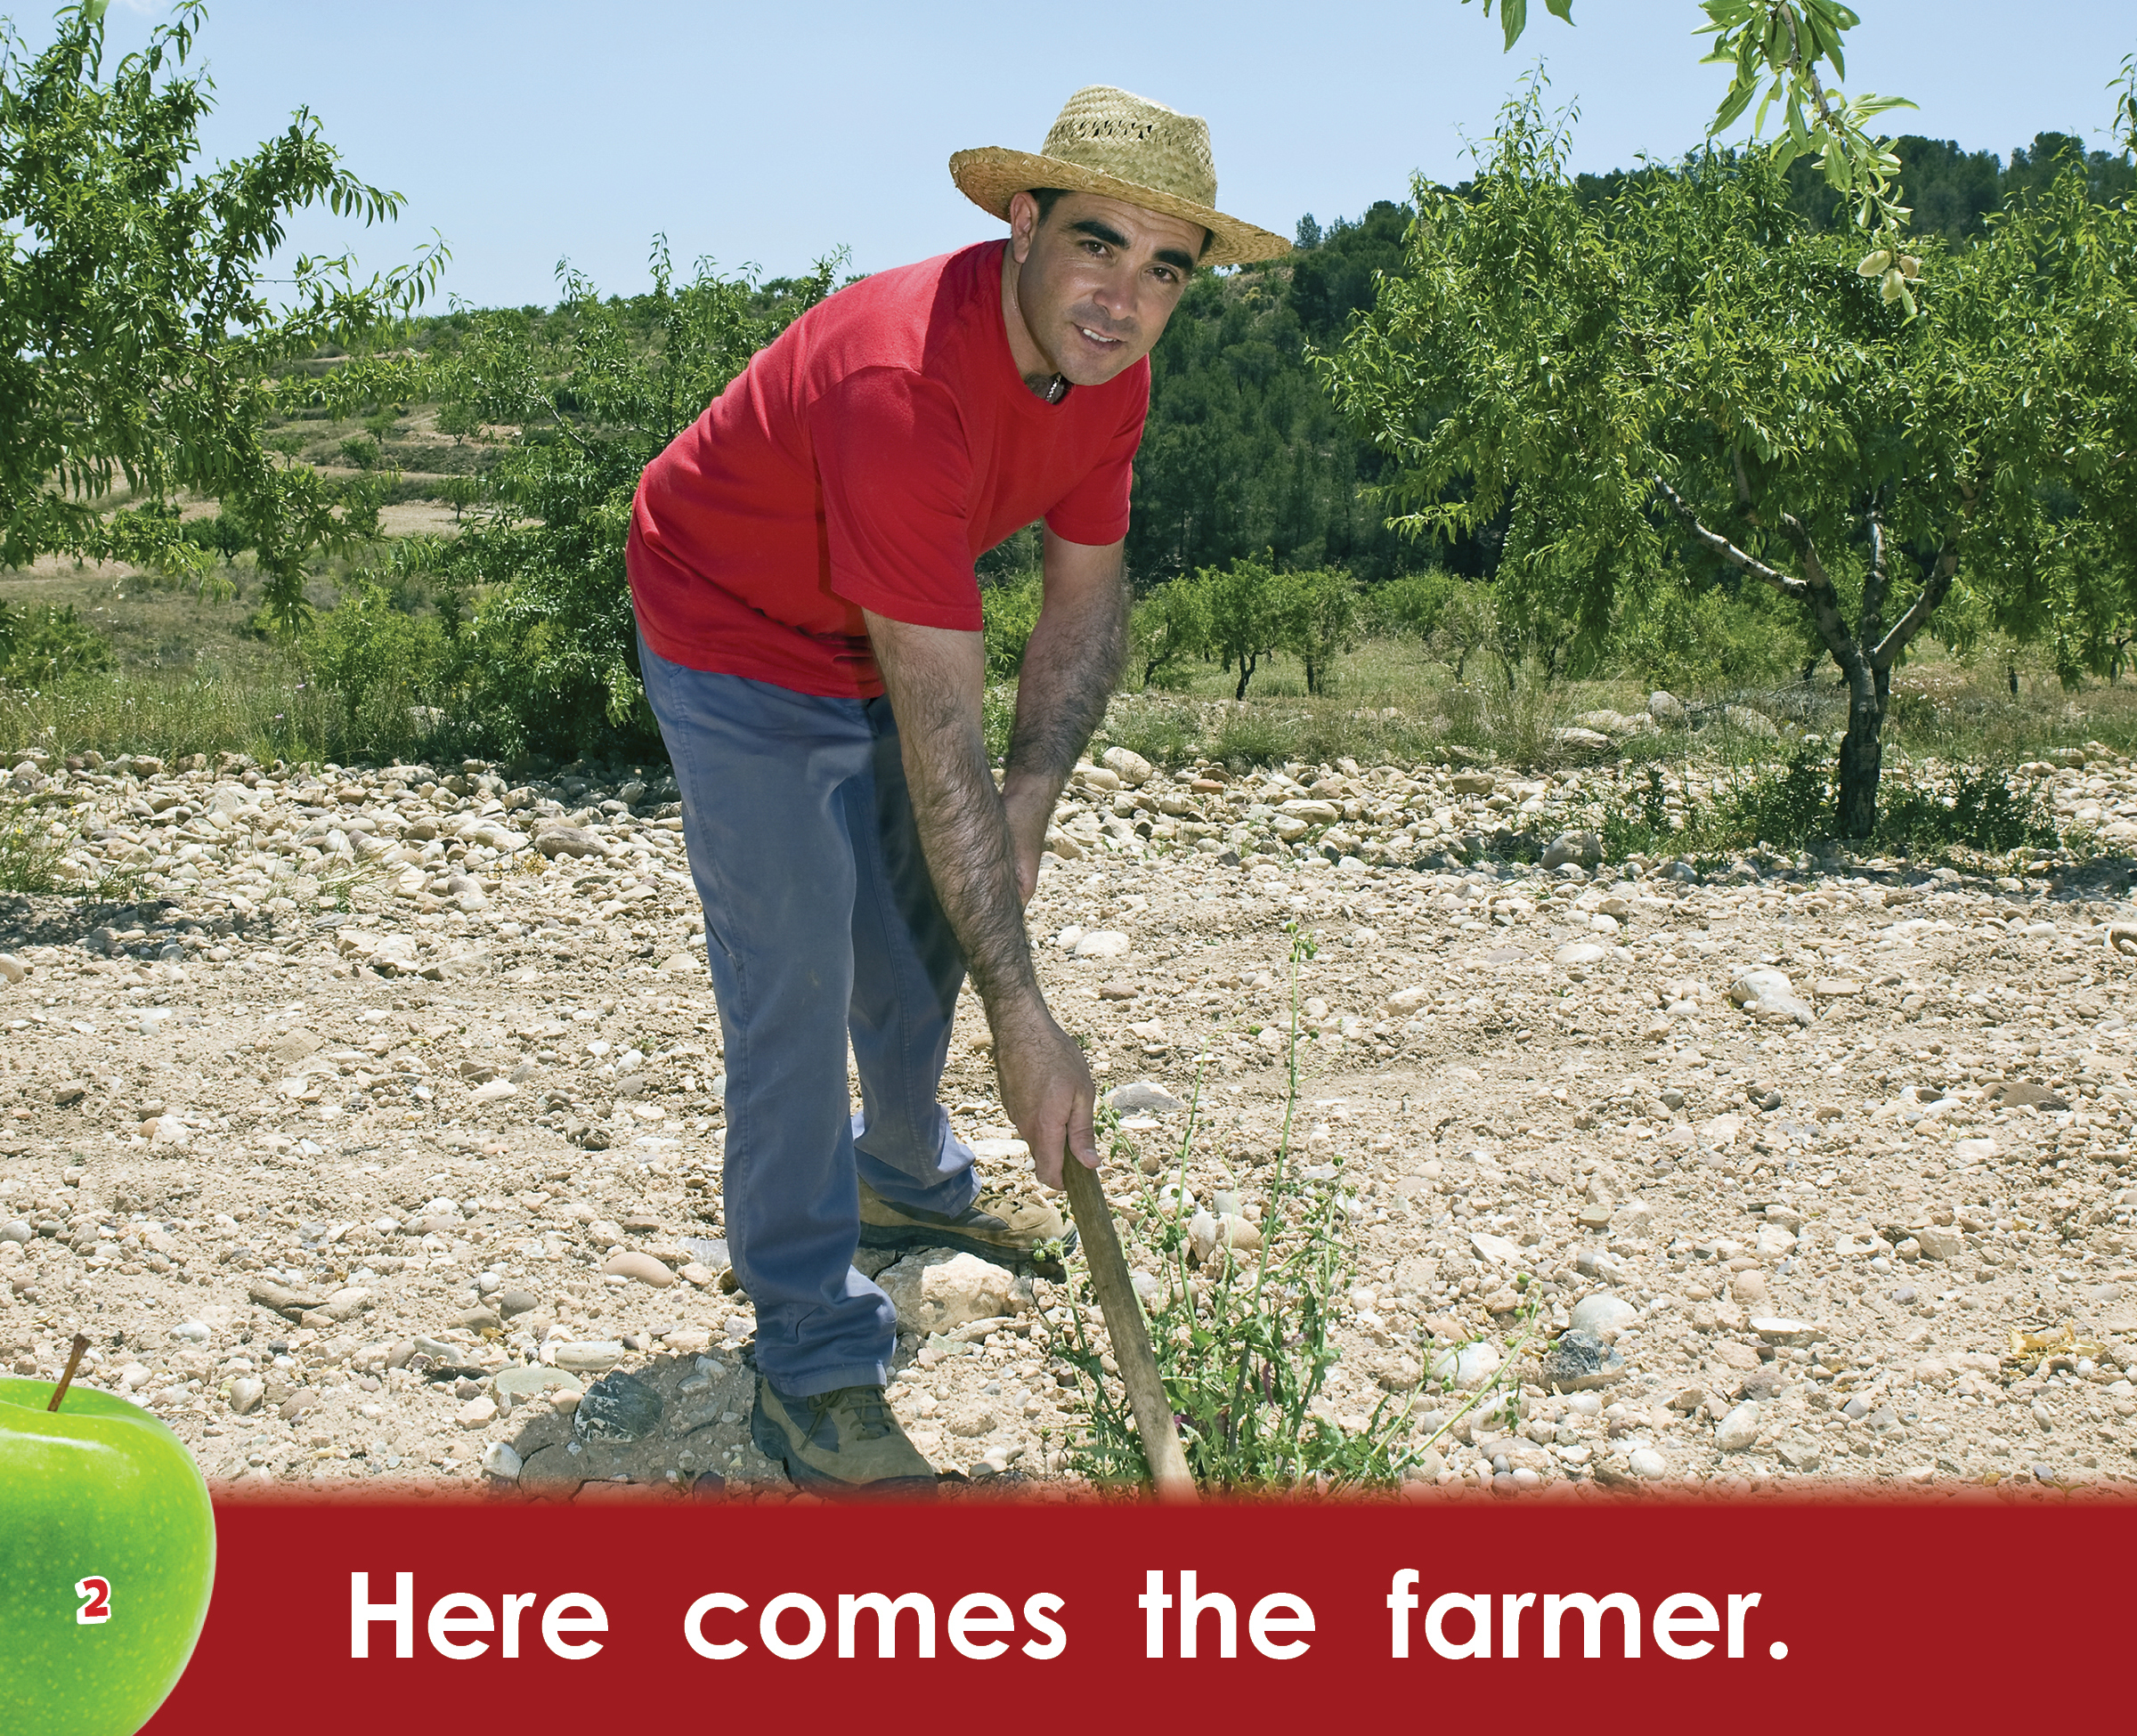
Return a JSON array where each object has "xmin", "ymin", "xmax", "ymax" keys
[
  {"xmin": 749, "ymin": 1386, "xmax": 939, "ymax": 1500},
  {"xmin": 857, "ymin": 1221, "xmax": 1073, "ymax": 1282}
]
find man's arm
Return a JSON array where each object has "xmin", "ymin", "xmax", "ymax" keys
[
  {"xmin": 862, "ymin": 607, "xmax": 1098, "ymax": 1189},
  {"xmin": 1000, "ymin": 531, "xmax": 1130, "ymax": 903}
]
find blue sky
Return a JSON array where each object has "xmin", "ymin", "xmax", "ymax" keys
[{"xmin": 46, "ymin": 0, "xmax": 2137, "ymax": 307}]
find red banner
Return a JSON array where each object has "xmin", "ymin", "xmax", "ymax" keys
[{"xmin": 136, "ymin": 1489, "xmax": 2125, "ymax": 1732}]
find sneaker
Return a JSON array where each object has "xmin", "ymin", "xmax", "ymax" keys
[
  {"xmin": 857, "ymin": 1177, "xmax": 1075, "ymax": 1278},
  {"xmin": 750, "ymin": 1376, "xmax": 938, "ymax": 1498}
]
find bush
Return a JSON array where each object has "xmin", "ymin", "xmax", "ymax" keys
[
  {"xmin": 1199, "ymin": 552, "xmax": 1283, "ymax": 699},
  {"xmin": 1129, "ymin": 579, "xmax": 1209, "ymax": 690},
  {"xmin": 980, "ymin": 573, "xmax": 1044, "ymax": 683},
  {"xmin": 299, "ymin": 580, "xmax": 453, "ymax": 756},
  {"xmin": 0, "ymin": 604, "xmax": 113, "ymax": 686},
  {"xmin": 1272, "ymin": 565, "xmax": 1361, "ymax": 696},
  {"xmin": 338, "ymin": 434, "xmax": 382, "ymax": 470}
]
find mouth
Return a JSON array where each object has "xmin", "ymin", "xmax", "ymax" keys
[{"xmin": 1073, "ymin": 322, "xmax": 1125, "ymax": 351}]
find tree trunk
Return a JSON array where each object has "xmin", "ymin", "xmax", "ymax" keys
[
  {"xmin": 1835, "ymin": 665, "xmax": 1889, "ymax": 839},
  {"xmin": 1234, "ymin": 653, "xmax": 1256, "ymax": 702}
]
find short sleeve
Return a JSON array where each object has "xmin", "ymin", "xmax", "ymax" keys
[
  {"xmin": 808, "ymin": 366, "xmax": 983, "ymax": 631},
  {"xmin": 1043, "ymin": 369, "xmax": 1149, "ymax": 546}
]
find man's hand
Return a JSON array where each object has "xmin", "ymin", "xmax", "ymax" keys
[{"xmin": 992, "ymin": 1002, "xmax": 1099, "ymax": 1190}]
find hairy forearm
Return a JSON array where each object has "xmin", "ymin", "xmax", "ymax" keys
[
  {"xmin": 865, "ymin": 613, "xmax": 1042, "ymax": 1018},
  {"xmin": 1003, "ymin": 545, "xmax": 1129, "ymax": 800}
]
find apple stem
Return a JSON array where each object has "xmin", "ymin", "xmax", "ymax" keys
[{"xmin": 47, "ymin": 1332, "xmax": 90, "ymax": 1412}]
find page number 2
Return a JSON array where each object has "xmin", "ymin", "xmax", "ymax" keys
[{"xmin": 75, "ymin": 1577, "xmax": 112, "ymax": 1625}]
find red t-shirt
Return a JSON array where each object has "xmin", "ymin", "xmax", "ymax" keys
[{"xmin": 627, "ymin": 239, "xmax": 1149, "ymax": 698}]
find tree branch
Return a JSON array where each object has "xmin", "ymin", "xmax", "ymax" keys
[
  {"xmin": 1653, "ymin": 475, "xmax": 1807, "ymax": 599},
  {"xmin": 1870, "ymin": 537, "xmax": 1960, "ymax": 668},
  {"xmin": 1861, "ymin": 502, "xmax": 1889, "ymax": 643}
]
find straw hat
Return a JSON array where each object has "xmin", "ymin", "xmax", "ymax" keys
[{"xmin": 950, "ymin": 86, "xmax": 1290, "ymax": 269}]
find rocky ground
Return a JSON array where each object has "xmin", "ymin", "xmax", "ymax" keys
[{"xmin": 3, "ymin": 734, "xmax": 2137, "ymax": 1500}]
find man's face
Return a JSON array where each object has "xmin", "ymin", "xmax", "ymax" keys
[{"xmin": 1003, "ymin": 190, "xmax": 1204, "ymax": 388}]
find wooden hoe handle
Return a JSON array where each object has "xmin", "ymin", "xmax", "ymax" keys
[{"xmin": 1062, "ymin": 1157, "xmax": 1199, "ymax": 1505}]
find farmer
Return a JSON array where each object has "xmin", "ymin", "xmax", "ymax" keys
[{"xmin": 627, "ymin": 86, "xmax": 1288, "ymax": 1494}]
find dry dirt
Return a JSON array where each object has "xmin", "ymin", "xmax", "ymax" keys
[{"xmin": 3, "ymin": 740, "xmax": 2136, "ymax": 1500}]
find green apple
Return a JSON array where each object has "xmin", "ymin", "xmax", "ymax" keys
[{"xmin": 0, "ymin": 1372, "xmax": 215, "ymax": 1736}]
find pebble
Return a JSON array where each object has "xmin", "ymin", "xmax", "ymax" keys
[
  {"xmin": 1105, "ymin": 1081, "xmax": 1184, "ymax": 1114},
  {"xmin": 1430, "ymin": 1342, "xmax": 1502, "ymax": 1390},
  {"xmin": 573, "ymin": 1371, "xmax": 662, "ymax": 1443},
  {"xmin": 458, "ymin": 1395, "xmax": 498, "ymax": 1430},
  {"xmin": 1073, "ymin": 930, "xmax": 1133, "ymax": 959},
  {"xmin": 226, "ymin": 1377, "xmax": 264, "ymax": 1416},
  {"xmin": 602, "ymin": 1250, "xmax": 678, "ymax": 1288},
  {"xmin": 552, "ymin": 1341, "xmax": 627, "ymax": 1374},
  {"xmin": 481, "ymin": 1440, "xmax": 523, "ymax": 1480},
  {"xmin": 1714, "ymin": 1401, "xmax": 1761, "ymax": 1451},
  {"xmin": 1538, "ymin": 1329, "xmax": 1624, "ymax": 1392},
  {"xmin": 878, "ymin": 1249, "xmax": 1014, "ymax": 1334},
  {"xmin": 1628, "ymin": 1448, "xmax": 1669, "ymax": 1478},
  {"xmin": 1568, "ymin": 1294, "xmax": 1636, "ymax": 1336}
]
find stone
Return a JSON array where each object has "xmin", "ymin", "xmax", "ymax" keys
[
  {"xmin": 573, "ymin": 1371, "xmax": 663, "ymax": 1444},
  {"xmin": 0, "ymin": 1220, "xmax": 30, "ymax": 1245},
  {"xmin": 1628, "ymin": 1448, "xmax": 1669, "ymax": 1479},
  {"xmin": 1553, "ymin": 942, "xmax": 1608, "ymax": 967},
  {"xmin": 1541, "ymin": 831, "xmax": 1604, "ymax": 872},
  {"xmin": 459, "ymin": 1395, "xmax": 498, "ymax": 1430},
  {"xmin": 1429, "ymin": 1342, "xmax": 1502, "ymax": 1390},
  {"xmin": 1538, "ymin": 1329, "xmax": 1625, "ymax": 1392},
  {"xmin": 1073, "ymin": 930, "xmax": 1133, "ymax": 959},
  {"xmin": 1754, "ymin": 1224, "xmax": 1798, "ymax": 1259},
  {"xmin": 1101, "ymin": 747, "xmax": 1155, "ymax": 787},
  {"xmin": 552, "ymin": 1340, "xmax": 627, "ymax": 1374},
  {"xmin": 1728, "ymin": 968, "xmax": 1815, "ymax": 1028},
  {"xmin": 535, "ymin": 825, "xmax": 608, "ymax": 859},
  {"xmin": 1384, "ymin": 985, "xmax": 1429, "ymax": 1016},
  {"xmin": 1724, "ymin": 705, "xmax": 1779, "ymax": 738},
  {"xmin": 1568, "ymin": 1294, "xmax": 1636, "ymax": 1336},
  {"xmin": 1104, "ymin": 1081, "xmax": 1184, "ymax": 1115},
  {"xmin": 248, "ymin": 1278, "xmax": 324, "ymax": 1320},
  {"xmin": 1714, "ymin": 1400, "xmax": 1761, "ymax": 1451},
  {"xmin": 1552, "ymin": 727, "xmax": 1612, "ymax": 756},
  {"xmin": 471, "ymin": 1079, "xmax": 517, "ymax": 1103},
  {"xmin": 481, "ymin": 1440, "xmax": 523, "ymax": 1480},
  {"xmin": 516, "ymin": 1443, "xmax": 587, "ymax": 1501},
  {"xmin": 1450, "ymin": 772, "xmax": 1494, "ymax": 796},
  {"xmin": 602, "ymin": 1249, "xmax": 678, "ymax": 1287},
  {"xmin": 496, "ymin": 1288, "xmax": 540, "ymax": 1318},
  {"xmin": 1730, "ymin": 1269, "xmax": 1769, "ymax": 1304},
  {"xmin": 1647, "ymin": 691, "xmax": 1687, "ymax": 726},
  {"xmin": 456, "ymin": 1308, "xmax": 502, "ymax": 1334},
  {"xmin": 1469, "ymin": 1231, "xmax": 1524, "ymax": 1266},
  {"xmin": 1987, "ymin": 1081, "xmax": 2068, "ymax": 1111},
  {"xmin": 1914, "ymin": 1224, "xmax": 1964, "ymax": 1261},
  {"xmin": 226, "ymin": 1377, "xmax": 264, "ymax": 1416},
  {"xmin": 878, "ymin": 1249, "xmax": 1014, "ymax": 1335},
  {"xmin": 495, "ymin": 1366, "xmax": 581, "ymax": 1408}
]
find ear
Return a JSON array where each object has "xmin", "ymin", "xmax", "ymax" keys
[{"xmin": 1006, "ymin": 190, "xmax": 1042, "ymax": 264}]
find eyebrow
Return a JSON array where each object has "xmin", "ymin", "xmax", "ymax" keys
[{"xmin": 1066, "ymin": 216, "xmax": 1195, "ymax": 277}]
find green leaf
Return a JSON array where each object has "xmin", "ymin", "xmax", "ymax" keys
[
  {"xmin": 1711, "ymin": 77, "xmax": 1759, "ymax": 135},
  {"xmin": 1499, "ymin": 0, "xmax": 1526, "ymax": 50},
  {"xmin": 1545, "ymin": 0, "xmax": 1574, "ymax": 20}
]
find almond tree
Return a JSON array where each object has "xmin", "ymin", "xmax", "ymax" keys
[
  {"xmin": 0, "ymin": 1, "xmax": 441, "ymax": 624},
  {"xmin": 1323, "ymin": 86, "xmax": 2134, "ymax": 838}
]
